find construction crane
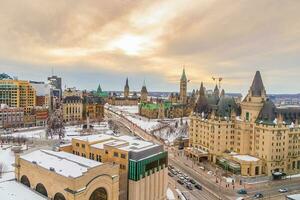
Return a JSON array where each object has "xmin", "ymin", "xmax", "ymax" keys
[{"xmin": 212, "ymin": 76, "xmax": 223, "ymax": 89}]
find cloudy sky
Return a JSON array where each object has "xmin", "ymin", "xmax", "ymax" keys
[{"xmin": 0, "ymin": 0, "xmax": 300, "ymax": 94}]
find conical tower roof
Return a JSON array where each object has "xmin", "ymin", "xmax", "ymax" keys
[
  {"xmin": 181, "ymin": 68, "xmax": 187, "ymax": 81},
  {"xmin": 250, "ymin": 71, "xmax": 265, "ymax": 97}
]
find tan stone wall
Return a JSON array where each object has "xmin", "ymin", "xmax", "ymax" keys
[
  {"xmin": 128, "ymin": 168, "xmax": 168, "ymax": 200},
  {"xmin": 15, "ymin": 156, "xmax": 119, "ymax": 200}
]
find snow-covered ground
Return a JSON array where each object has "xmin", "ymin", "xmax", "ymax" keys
[
  {"xmin": 107, "ymin": 105, "xmax": 189, "ymax": 144},
  {"xmin": 167, "ymin": 188, "xmax": 175, "ymax": 200},
  {"xmin": 0, "ymin": 145, "xmax": 16, "ymax": 182}
]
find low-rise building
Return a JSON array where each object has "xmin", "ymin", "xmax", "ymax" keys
[
  {"xmin": 60, "ymin": 134, "xmax": 168, "ymax": 200},
  {"xmin": 15, "ymin": 150, "xmax": 119, "ymax": 200},
  {"xmin": 0, "ymin": 104, "xmax": 24, "ymax": 128}
]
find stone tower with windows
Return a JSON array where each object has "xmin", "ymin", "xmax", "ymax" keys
[
  {"xmin": 124, "ymin": 78, "xmax": 129, "ymax": 98},
  {"xmin": 179, "ymin": 68, "xmax": 187, "ymax": 104},
  {"xmin": 241, "ymin": 71, "xmax": 267, "ymax": 122},
  {"xmin": 140, "ymin": 80, "xmax": 148, "ymax": 102}
]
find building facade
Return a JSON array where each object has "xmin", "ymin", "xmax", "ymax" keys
[
  {"xmin": 62, "ymin": 96, "xmax": 83, "ymax": 123},
  {"xmin": 82, "ymin": 94, "xmax": 105, "ymax": 123},
  {"xmin": 0, "ymin": 80, "xmax": 36, "ymax": 113},
  {"xmin": 59, "ymin": 134, "xmax": 168, "ymax": 200},
  {"xmin": 139, "ymin": 69, "xmax": 195, "ymax": 119},
  {"xmin": 15, "ymin": 150, "xmax": 119, "ymax": 200},
  {"xmin": 0, "ymin": 104, "xmax": 24, "ymax": 128},
  {"xmin": 107, "ymin": 78, "xmax": 139, "ymax": 106},
  {"xmin": 188, "ymin": 71, "xmax": 300, "ymax": 177}
]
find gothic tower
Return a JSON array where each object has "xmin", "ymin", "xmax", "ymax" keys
[
  {"xmin": 124, "ymin": 78, "xmax": 129, "ymax": 98},
  {"xmin": 140, "ymin": 80, "xmax": 148, "ymax": 102},
  {"xmin": 241, "ymin": 71, "xmax": 267, "ymax": 122},
  {"xmin": 179, "ymin": 68, "xmax": 187, "ymax": 104}
]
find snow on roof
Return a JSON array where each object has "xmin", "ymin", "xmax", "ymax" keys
[
  {"xmin": 73, "ymin": 133, "xmax": 158, "ymax": 152},
  {"xmin": 0, "ymin": 181, "xmax": 46, "ymax": 200},
  {"xmin": 233, "ymin": 155, "xmax": 259, "ymax": 162},
  {"xmin": 20, "ymin": 150, "xmax": 102, "ymax": 178},
  {"xmin": 287, "ymin": 194, "xmax": 300, "ymax": 200}
]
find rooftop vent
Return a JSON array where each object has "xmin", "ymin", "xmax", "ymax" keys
[
  {"xmin": 50, "ymin": 167, "xmax": 55, "ymax": 172},
  {"xmin": 32, "ymin": 161, "xmax": 37, "ymax": 164}
]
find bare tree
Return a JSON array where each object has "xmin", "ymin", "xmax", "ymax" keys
[{"xmin": 46, "ymin": 109, "xmax": 65, "ymax": 139}]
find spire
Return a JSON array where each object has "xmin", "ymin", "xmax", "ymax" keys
[
  {"xmin": 143, "ymin": 79, "xmax": 146, "ymax": 87},
  {"xmin": 97, "ymin": 84, "xmax": 102, "ymax": 93},
  {"xmin": 199, "ymin": 82, "xmax": 205, "ymax": 96},
  {"xmin": 125, "ymin": 77, "xmax": 129, "ymax": 87},
  {"xmin": 181, "ymin": 67, "xmax": 187, "ymax": 81},
  {"xmin": 220, "ymin": 89, "xmax": 225, "ymax": 97},
  {"xmin": 214, "ymin": 84, "xmax": 219, "ymax": 97},
  {"xmin": 250, "ymin": 71, "xmax": 265, "ymax": 97}
]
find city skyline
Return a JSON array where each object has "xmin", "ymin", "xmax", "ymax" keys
[{"xmin": 1, "ymin": 0, "xmax": 300, "ymax": 93}]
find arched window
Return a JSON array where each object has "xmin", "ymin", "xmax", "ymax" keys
[
  {"xmin": 89, "ymin": 187, "xmax": 107, "ymax": 200},
  {"xmin": 36, "ymin": 183, "xmax": 48, "ymax": 197},
  {"xmin": 20, "ymin": 175, "xmax": 30, "ymax": 187},
  {"xmin": 54, "ymin": 193, "xmax": 66, "ymax": 200}
]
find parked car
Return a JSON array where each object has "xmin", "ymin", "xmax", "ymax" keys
[
  {"xmin": 278, "ymin": 188, "xmax": 288, "ymax": 193},
  {"xmin": 186, "ymin": 183, "xmax": 193, "ymax": 190},
  {"xmin": 237, "ymin": 189, "xmax": 247, "ymax": 195},
  {"xmin": 168, "ymin": 172, "xmax": 174, "ymax": 177},
  {"xmin": 177, "ymin": 179, "xmax": 184, "ymax": 185},
  {"xmin": 171, "ymin": 170, "xmax": 178, "ymax": 175},
  {"xmin": 253, "ymin": 193, "xmax": 263, "ymax": 199},
  {"xmin": 189, "ymin": 179, "xmax": 196, "ymax": 184},
  {"xmin": 195, "ymin": 183, "xmax": 202, "ymax": 190}
]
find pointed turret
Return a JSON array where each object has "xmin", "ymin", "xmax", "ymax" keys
[
  {"xmin": 214, "ymin": 84, "xmax": 220, "ymax": 97},
  {"xmin": 195, "ymin": 82, "xmax": 209, "ymax": 114},
  {"xmin": 250, "ymin": 71, "xmax": 265, "ymax": 97},
  {"xmin": 220, "ymin": 89, "xmax": 225, "ymax": 97},
  {"xmin": 97, "ymin": 84, "xmax": 102, "ymax": 94},
  {"xmin": 199, "ymin": 82, "xmax": 205, "ymax": 96},
  {"xmin": 140, "ymin": 80, "xmax": 148, "ymax": 102},
  {"xmin": 124, "ymin": 77, "xmax": 129, "ymax": 98},
  {"xmin": 181, "ymin": 67, "xmax": 187, "ymax": 81}
]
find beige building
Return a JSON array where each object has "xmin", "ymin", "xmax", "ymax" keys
[
  {"xmin": 188, "ymin": 71, "xmax": 300, "ymax": 177},
  {"xmin": 60, "ymin": 134, "xmax": 168, "ymax": 200},
  {"xmin": 15, "ymin": 149, "xmax": 119, "ymax": 200},
  {"xmin": 0, "ymin": 79, "xmax": 36, "ymax": 113},
  {"xmin": 62, "ymin": 96, "xmax": 83, "ymax": 123}
]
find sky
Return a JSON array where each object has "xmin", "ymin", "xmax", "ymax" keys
[{"xmin": 0, "ymin": 0, "xmax": 300, "ymax": 94}]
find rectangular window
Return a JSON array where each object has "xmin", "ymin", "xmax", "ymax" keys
[
  {"xmin": 114, "ymin": 152, "xmax": 119, "ymax": 157},
  {"xmin": 121, "ymin": 154, "xmax": 126, "ymax": 159},
  {"xmin": 246, "ymin": 112, "xmax": 250, "ymax": 121}
]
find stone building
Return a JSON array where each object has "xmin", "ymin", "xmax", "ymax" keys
[
  {"xmin": 82, "ymin": 94, "xmax": 105, "ymax": 123},
  {"xmin": 0, "ymin": 104, "xmax": 24, "ymax": 128},
  {"xmin": 107, "ymin": 78, "xmax": 139, "ymax": 106},
  {"xmin": 15, "ymin": 150, "xmax": 119, "ymax": 200},
  {"xmin": 187, "ymin": 71, "xmax": 300, "ymax": 177},
  {"xmin": 62, "ymin": 96, "xmax": 83, "ymax": 123},
  {"xmin": 59, "ymin": 134, "xmax": 168, "ymax": 200},
  {"xmin": 139, "ymin": 69, "xmax": 195, "ymax": 119},
  {"xmin": 140, "ymin": 81, "xmax": 148, "ymax": 103}
]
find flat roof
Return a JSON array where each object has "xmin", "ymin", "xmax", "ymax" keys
[
  {"xmin": 20, "ymin": 150, "xmax": 102, "ymax": 178},
  {"xmin": 73, "ymin": 133, "xmax": 159, "ymax": 152},
  {"xmin": 287, "ymin": 194, "xmax": 300, "ymax": 200},
  {"xmin": 233, "ymin": 155, "xmax": 259, "ymax": 162},
  {"xmin": 0, "ymin": 181, "xmax": 46, "ymax": 200}
]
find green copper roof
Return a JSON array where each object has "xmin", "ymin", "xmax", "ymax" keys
[{"xmin": 140, "ymin": 101, "xmax": 172, "ymax": 110}]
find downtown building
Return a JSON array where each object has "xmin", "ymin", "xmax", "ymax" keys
[
  {"xmin": 187, "ymin": 71, "xmax": 300, "ymax": 177},
  {"xmin": 59, "ymin": 134, "xmax": 168, "ymax": 200}
]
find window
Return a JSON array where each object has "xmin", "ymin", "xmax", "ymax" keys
[
  {"xmin": 113, "ymin": 152, "xmax": 119, "ymax": 157},
  {"xmin": 82, "ymin": 144, "xmax": 85, "ymax": 148},
  {"xmin": 246, "ymin": 112, "xmax": 250, "ymax": 121},
  {"xmin": 121, "ymin": 154, "xmax": 126, "ymax": 159},
  {"xmin": 76, "ymin": 143, "xmax": 79, "ymax": 147}
]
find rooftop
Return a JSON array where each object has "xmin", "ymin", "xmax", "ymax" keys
[
  {"xmin": 0, "ymin": 181, "xmax": 46, "ymax": 200},
  {"xmin": 20, "ymin": 150, "xmax": 102, "ymax": 178},
  {"xmin": 233, "ymin": 155, "xmax": 259, "ymax": 162}
]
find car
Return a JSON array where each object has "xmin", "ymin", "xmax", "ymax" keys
[
  {"xmin": 171, "ymin": 170, "xmax": 178, "ymax": 175},
  {"xmin": 195, "ymin": 183, "xmax": 202, "ymax": 190},
  {"xmin": 278, "ymin": 188, "xmax": 288, "ymax": 193},
  {"xmin": 186, "ymin": 183, "xmax": 193, "ymax": 190},
  {"xmin": 179, "ymin": 176, "xmax": 185, "ymax": 181},
  {"xmin": 177, "ymin": 179, "xmax": 184, "ymax": 185},
  {"xmin": 207, "ymin": 171, "xmax": 213, "ymax": 175},
  {"xmin": 253, "ymin": 193, "xmax": 263, "ymax": 199},
  {"xmin": 189, "ymin": 179, "xmax": 196, "ymax": 184},
  {"xmin": 237, "ymin": 189, "xmax": 247, "ymax": 195},
  {"xmin": 168, "ymin": 164, "xmax": 174, "ymax": 169},
  {"xmin": 168, "ymin": 172, "xmax": 174, "ymax": 177}
]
